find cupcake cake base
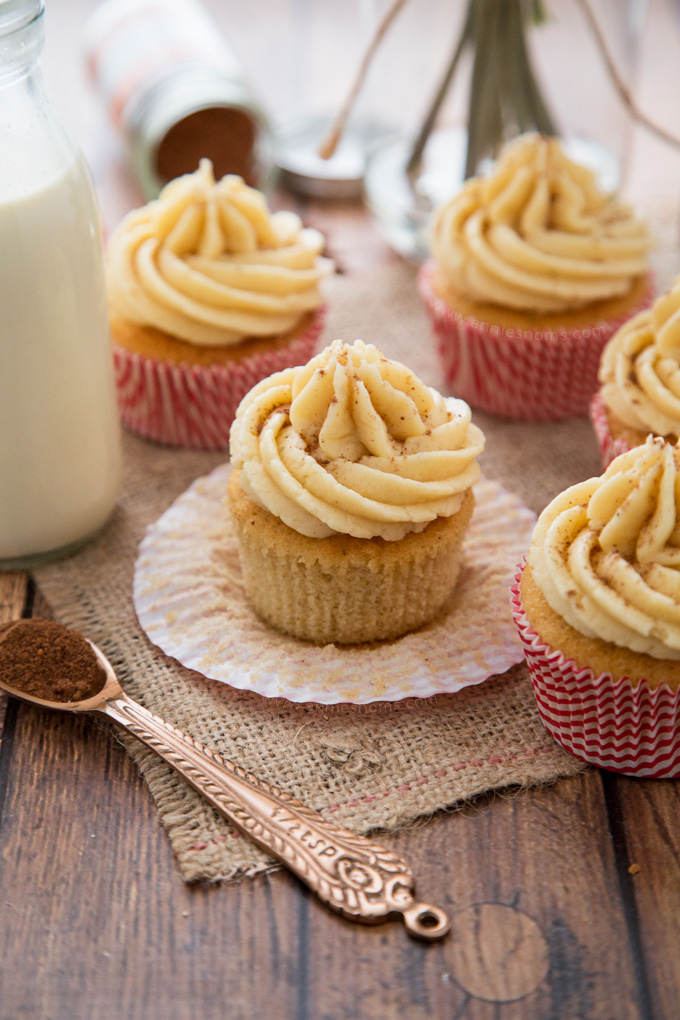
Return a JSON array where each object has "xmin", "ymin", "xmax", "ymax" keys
[
  {"xmin": 112, "ymin": 307, "xmax": 326, "ymax": 451},
  {"xmin": 511, "ymin": 562, "xmax": 680, "ymax": 778},
  {"xmin": 227, "ymin": 470, "xmax": 474, "ymax": 645},
  {"xmin": 133, "ymin": 464, "xmax": 535, "ymax": 704},
  {"xmin": 419, "ymin": 263, "xmax": 654, "ymax": 420}
]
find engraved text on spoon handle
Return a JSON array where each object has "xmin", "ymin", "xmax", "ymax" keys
[{"xmin": 101, "ymin": 692, "xmax": 449, "ymax": 937}]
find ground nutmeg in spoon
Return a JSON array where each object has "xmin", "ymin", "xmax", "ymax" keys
[{"xmin": 0, "ymin": 619, "xmax": 106, "ymax": 702}]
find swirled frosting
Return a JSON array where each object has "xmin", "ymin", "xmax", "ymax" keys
[
  {"xmin": 229, "ymin": 340, "xmax": 485, "ymax": 540},
  {"xmin": 432, "ymin": 134, "xmax": 648, "ymax": 314},
  {"xmin": 107, "ymin": 160, "xmax": 333, "ymax": 346},
  {"xmin": 528, "ymin": 437, "xmax": 680, "ymax": 659},
  {"xmin": 600, "ymin": 280, "xmax": 680, "ymax": 436}
]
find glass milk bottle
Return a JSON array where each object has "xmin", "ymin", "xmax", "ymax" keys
[{"xmin": 0, "ymin": 0, "xmax": 122, "ymax": 567}]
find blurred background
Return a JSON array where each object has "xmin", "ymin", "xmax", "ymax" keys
[{"xmin": 44, "ymin": 0, "xmax": 680, "ymax": 247}]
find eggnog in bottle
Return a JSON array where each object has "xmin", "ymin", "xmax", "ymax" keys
[{"xmin": 0, "ymin": 0, "xmax": 122, "ymax": 566}]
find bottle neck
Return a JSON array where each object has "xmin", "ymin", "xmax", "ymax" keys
[{"xmin": 0, "ymin": 2, "xmax": 44, "ymax": 86}]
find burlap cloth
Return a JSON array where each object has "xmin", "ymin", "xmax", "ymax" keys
[{"xmin": 34, "ymin": 218, "xmax": 677, "ymax": 881}]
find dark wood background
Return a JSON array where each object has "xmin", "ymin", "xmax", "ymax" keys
[
  {"xmin": 2, "ymin": 573, "xmax": 679, "ymax": 1019},
  {"xmin": 2, "ymin": 2, "xmax": 680, "ymax": 1017}
]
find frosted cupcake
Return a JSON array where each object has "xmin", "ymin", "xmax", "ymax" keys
[
  {"xmin": 512, "ymin": 436, "xmax": 680, "ymax": 777},
  {"xmin": 108, "ymin": 160, "xmax": 333, "ymax": 449},
  {"xmin": 592, "ymin": 276, "xmax": 680, "ymax": 466},
  {"xmin": 419, "ymin": 134, "xmax": 652, "ymax": 420},
  {"xmin": 228, "ymin": 339, "xmax": 485, "ymax": 644}
]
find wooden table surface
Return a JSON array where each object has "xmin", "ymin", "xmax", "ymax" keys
[{"xmin": 3, "ymin": 2, "xmax": 680, "ymax": 1018}]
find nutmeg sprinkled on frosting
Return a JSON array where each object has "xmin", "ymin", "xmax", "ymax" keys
[
  {"xmin": 528, "ymin": 436, "xmax": 680, "ymax": 659},
  {"xmin": 432, "ymin": 134, "xmax": 649, "ymax": 314},
  {"xmin": 107, "ymin": 160, "xmax": 333, "ymax": 346},
  {"xmin": 600, "ymin": 279, "xmax": 680, "ymax": 437},
  {"xmin": 229, "ymin": 340, "xmax": 485, "ymax": 540}
]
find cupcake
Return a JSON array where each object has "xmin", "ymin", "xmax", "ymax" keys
[
  {"xmin": 227, "ymin": 339, "xmax": 485, "ymax": 644},
  {"xmin": 592, "ymin": 277, "xmax": 680, "ymax": 467},
  {"xmin": 107, "ymin": 160, "xmax": 333, "ymax": 449},
  {"xmin": 512, "ymin": 436, "xmax": 680, "ymax": 777},
  {"xmin": 419, "ymin": 134, "xmax": 652, "ymax": 420}
]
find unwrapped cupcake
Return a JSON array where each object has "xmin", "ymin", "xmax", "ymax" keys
[
  {"xmin": 108, "ymin": 160, "xmax": 333, "ymax": 449},
  {"xmin": 592, "ymin": 276, "xmax": 680, "ymax": 466},
  {"xmin": 512, "ymin": 436, "xmax": 680, "ymax": 777},
  {"xmin": 228, "ymin": 339, "xmax": 485, "ymax": 644},
  {"xmin": 419, "ymin": 134, "xmax": 652, "ymax": 420}
]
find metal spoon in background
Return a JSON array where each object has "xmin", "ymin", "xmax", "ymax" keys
[{"xmin": 0, "ymin": 619, "xmax": 450, "ymax": 940}]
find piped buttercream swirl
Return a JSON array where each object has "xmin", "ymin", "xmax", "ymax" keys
[
  {"xmin": 107, "ymin": 160, "xmax": 333, "ymax": 346},
  {"xmin": 432, "ymin": 134, "xmax": 648, "ymax": 314},
  {"xmin": 600, "ymin": 279, "xmax": 680, "ymax": 436},
  {"xmin": 229, "ymin": 340, "xmax": 485, "ymax": 540},
  {"xmin": 528, "ymin": 436, "xmax": 680, "ymax": 659}
]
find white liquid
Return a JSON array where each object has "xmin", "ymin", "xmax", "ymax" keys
[{"xmin": 0, "ymin": 140, "xmax": 122, "ymax": 563}]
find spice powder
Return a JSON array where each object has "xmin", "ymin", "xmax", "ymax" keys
[{"xmin": 0, "ymin": 619, "xmax": 106, "ymax": 702}]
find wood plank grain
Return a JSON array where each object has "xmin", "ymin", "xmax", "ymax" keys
[
  {"xmin": 0, "ymin": 681, "xmax": 652, "ymax": 1020},
  {"xmin": 0, "ymin": 571, "xmax": 29, "ymax": 748},
  {"xmin": 0, "ymin": 700, "xmax": 302, "ymax": 1020},
  {"xmin": 606, "ymin": 773, "xmax": 680, "ymax": 1020},
  {"xmin": 0, "ymin": 570, "xmax": 28, "ymax": 623},
  {"xmin": 2, "ymin": 571, "xmax": 303, "ymax": 1020},
  {"xmin": 300, "ymin": 772, "xmax": 646, "ymax": 1020},
  {"xmin": 0, "ymin": 578, "xmax": 664, "ymax": 1020},
  {"xmin": 3, "ymin": 5, "xmax": 677, "ymax": 1019}
]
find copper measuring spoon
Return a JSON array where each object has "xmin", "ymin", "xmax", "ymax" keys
[{"xmin": 0, "ymin": 619, "xmax": 450, "ymax": 940}]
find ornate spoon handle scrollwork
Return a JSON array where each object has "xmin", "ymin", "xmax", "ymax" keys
[{"xmin": 100, "ymin": 693, "xmax": 449, "ymax": 939}]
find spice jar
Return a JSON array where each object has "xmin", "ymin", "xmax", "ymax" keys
[
  {"xmin": 84, "ymin": 0, "xmax": 274, "ymax": 199},
  {"xmin": 0, "ymin": 0, "xmax": 122, "ymax": 568}
]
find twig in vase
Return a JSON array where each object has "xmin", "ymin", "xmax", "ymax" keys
[
  {"xmin": 317, "ymin": 0, "xmax": 413, "ymax": 161},
  {"xmin": 576, "ymin": 0, "xmax": 680, "ymax": 150},
  {"xmin": 318, "ymin": 0, "xmax": 680, "ymax": 183},
  {"xmin": 405, "ymin": 3, "xmax": 476, "ymax": 177}
]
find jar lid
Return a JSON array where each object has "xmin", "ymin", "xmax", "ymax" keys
[
  {"xmin": 275, "ymin": 115, "xmax": 396, "ymax": 200},
  {"xmin": 0, "ymin": 0, "xmax": 42, "ymax": 36}
]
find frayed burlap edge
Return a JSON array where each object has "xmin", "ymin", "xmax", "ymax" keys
[
  {"xmin": 32, "ymin": 255, "xmax": 649, "ymax": 884},
  {"xmin": 113, "ymin": 665, "xmax": 586, "ymax": 884}
]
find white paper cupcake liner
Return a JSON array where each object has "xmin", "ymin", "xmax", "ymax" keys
[{"xmin": 133, "ymin": 466, "xmax": 535, "ymax": 704}]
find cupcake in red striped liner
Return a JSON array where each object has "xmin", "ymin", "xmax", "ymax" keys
[
  {"xmin": 107, "ymin": 160, "xmax": 332, "ymax": 449},
  {"xmin": 512, "ymin": 436, "xmax": 680, "ymax": 777},
  {"xmin": 591, "ymin": 276, "xmax": 680, "ymax": 468},
  {"xmin": 419, "ymin": 134, "xmax": 653, "ymax": 420}
]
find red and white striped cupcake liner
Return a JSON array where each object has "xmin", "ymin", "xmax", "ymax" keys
[
  {"xmin": 418, "ymin": 261, "xmax": 653, "ymax": 421},
  {"xmin": 511, "ymin": 563, "xmax": 680, "ymax": 777},
  {"xmin": 590, "ymin": 391, "xmax": 645, "ymax": 469},
  {"xmin": 113, "ymin": 307, "xmax": 326, "ymax": 450}
]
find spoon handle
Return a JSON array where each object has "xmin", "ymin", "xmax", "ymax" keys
[{"xmin": 100, "ymin": 692, "xmax": 449, "ymax": 939}]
